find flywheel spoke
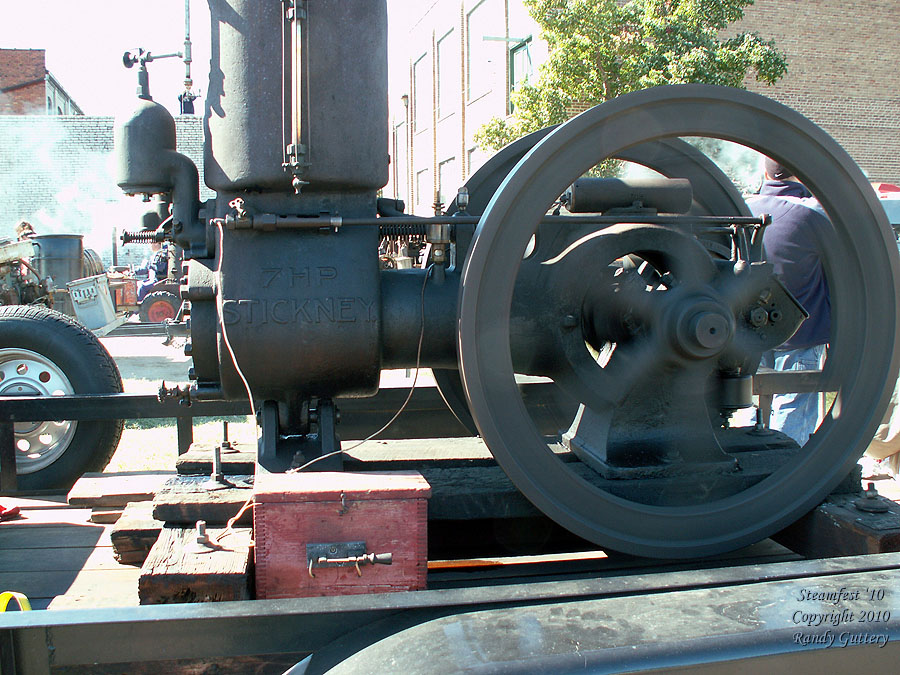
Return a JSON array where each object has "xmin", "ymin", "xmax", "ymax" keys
[{"xmin": 458, "ymin": 85, "xmax": 899, "ymax": 558}]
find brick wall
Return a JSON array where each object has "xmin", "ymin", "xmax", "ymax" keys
[
  {"xmin": 0, "ymin": 49, "xmax": 47, "ymax": 115},
  {"xmin": 737, "ymin": 1, "xmax": 900, "ymax": 183},
  {"xmin": 0, "ymin": 115, "xmax": 210, "ymax": 267}
]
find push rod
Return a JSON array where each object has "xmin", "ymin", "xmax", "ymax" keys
[{"xmin": 222, "ymin": 213, "xmax": 768, "ymax": 231}]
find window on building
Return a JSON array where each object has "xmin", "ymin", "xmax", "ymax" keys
[
  {"xmin": 467, "ymin": 0, "xmax": 502, "ymax": 101},
  {"xmin": 416, "ymin": 168, "xmax": 431, "ymax": 211},
  {"xmin": 438, "ymin": 157, "xmax": 459, "ymax": 208},
  {"xmin": 413, "ymin": 53, "xmax": 431, "ymax": 133},
  {"xmin": 47, "ymin": 97, "xmax": 52, "ymax": 112},
  {"xmin": 508, "ymin": 38, "xmax": 533, "ymax": 113},
  {"xmin": 468, "ymin": 146, "xmax": 489, "ymax": 177},
  {"xmin": 393, "ymin": 121, "xmax": 409, "ymax": 203},
  {"xmin": 437, "ymin": 30, "xmax": 459, "ymax": 119}
]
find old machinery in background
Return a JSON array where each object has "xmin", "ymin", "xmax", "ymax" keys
[{"xmin": 113, "ymin": 0, "xmax": 899, "ymax": 558}]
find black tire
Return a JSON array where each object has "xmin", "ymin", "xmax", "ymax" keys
[
  {"xmin": 139, "ymin": 290, "xmax": 180, "ymax": 323},
  {"xmin": 0, "ymin": 305, "xmax": 124, "ymax": 490},
  {"xmin": 82, "ymin": 248, "xmax": 105, "ymax": 277}
]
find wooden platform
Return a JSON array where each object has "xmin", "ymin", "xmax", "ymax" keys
[
  {"xmin": 0, "ymin": 495, "xmax": 140, "ymax": 610},
  {"xmin": 139, "ymin": 526, "xmax": 253, "ymax": 604},
  {"xmin": 3, "ymin": 462, "xmax": 900, "ymax": 612},
  {"xmin": 0, "ymin": 471, "xmax": 175, "ymax": 609}
]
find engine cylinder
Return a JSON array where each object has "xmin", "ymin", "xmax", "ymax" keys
[
  {"xmin": 187, "ymin": 226, "xmax": 382, "ymax": 402},
  {"xmin": 205, "ymin": 0, "xmax": 389, "ymax": 193}
]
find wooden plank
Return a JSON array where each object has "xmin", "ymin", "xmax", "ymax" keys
[
  {"xmin": 0, "ymin": 506, "xmax": 91, "ymax": 525},
  {"xmin": 0, "ymin": 545, "xmax": 124, "ymax": 573},
  {"xmin": 1, "ymin": 566, "xmax": 138, "ymax": 602},
  {"xmin": 0, "ymin": 569, "xmax": 80, "ymax": 604},
  {"xmin": 0, "ymin": 494, "xmax": 68, "ymax": 509},
  {"xmin": 346, "ymin": 437, "xmax": 495, "ymax": 464},
  {"xmin": 111, "ymin": 502, "xmax": 163, "ymax": 566},
  {"xmin": 0, "ymin": 523, "xmax": 111, "ymax": 549},
  {"xmin": 90, "ymin": 509, "xmax": 124, "ymax": 524},
  {"xmin": 139, "ymin": 526, "xmax": 252, "ymax": 605},
  {"xmin": 155, "ymin": 463, "xmax": 537, "ymax": 525},
  {"xmin": 67, "ymin": 471, "xmax": 175, "ymax": 508},
  {"xmin": 175, "ymin": 436, "xmax": 498, "ymax": 476},
  {"xmin": 153, "ymin": 476, "xmax": 256, "ymax": 526},
  {"xmin": 773, "ymin": 491, "xmax": 900, "ymax": 558},
  {"xmin": 47, "ymin": 567, "xmax": 142, "ymax": 609},
  {"xmin": 175, "ymin": 443, "xmax": 256, "ymax": 476}
]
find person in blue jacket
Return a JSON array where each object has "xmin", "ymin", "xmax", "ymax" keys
[
  {"xmin": 137, "ymin": 242, "xmax": 169, "ymax": 302},
  {"xmin": 749, "ymin": 158, "xmax": 831, "ymax": 445}
]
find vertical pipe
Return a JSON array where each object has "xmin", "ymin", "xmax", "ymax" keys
[{"xmin": 183, "ymin": 0, "xmax": 193, "ymax": 90}]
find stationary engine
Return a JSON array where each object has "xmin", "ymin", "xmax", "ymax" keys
[{"xmin": 114, "ymin": 0, "xmax": 900, "ymax": 557}]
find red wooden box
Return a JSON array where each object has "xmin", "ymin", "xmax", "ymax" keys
[{"xmin": 253, "ymin": 471, "xmax": 431, "ymax": 598}]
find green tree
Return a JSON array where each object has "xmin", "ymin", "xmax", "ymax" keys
[{"xmin": 475, "ymin": 0, "xmax": 787, "ymax": 151}]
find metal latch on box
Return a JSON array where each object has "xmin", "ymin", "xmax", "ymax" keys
[{"xmin": 307, "ymin": 541, "xmax": 393, "ymax": 577}]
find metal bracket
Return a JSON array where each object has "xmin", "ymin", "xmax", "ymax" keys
[
  {"xmin": 307, "ymin": 541, "xmax": 366, "ymax": 569},
  {"xmin": 306, "ymin": 541, "xmax": 393, "ymax": 578}
]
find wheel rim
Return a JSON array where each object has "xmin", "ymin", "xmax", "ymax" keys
[
  {"xmin": 0, "ymin": 348, "xmax": 77, "ymax": 474},
  {"xmin": 458, "ymin": 84, "xmax": 900, "ymax": 557},
  {"xmin": 147, "ymin": 298, "xmax": 176, "ymax": 322}
]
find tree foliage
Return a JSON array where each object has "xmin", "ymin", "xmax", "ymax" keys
[{"xmin": 475, "ymin": 0, "xmax": 787, "ymax": 151}]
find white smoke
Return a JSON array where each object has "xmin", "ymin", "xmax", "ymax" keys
[
  {"xmin": 683, "ymin": 137, "xmax": 765, "ymax": 196},
  {"xmin": 0, "ymin": 116, "xmax": 154, "ymax": 269}
]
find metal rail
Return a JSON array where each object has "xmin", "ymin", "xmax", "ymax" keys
[
  {"xmin": 0, "ymin": 386, "xmax": 477, "ymax": 493},
  {"xmin": 1, "ymin": 552, "xmax": 898, "ymax": 673},
  {"xmin": 0, "ymin": 371, "xmax": 823, "ymax": 493}
]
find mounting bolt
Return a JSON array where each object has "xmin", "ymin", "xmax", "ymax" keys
[
  {"xmin": 561, "ymin": 314, "xmax": 579, "ymax": 329},
  {"xmin": 195, "ymin": 520, "xmax": 209, "ymax": 545},
  {"xmin": 854, "ymin": 482, "xmax": 889, "ymax": 513},
  {"xmin": 749, "ymin": 307, "xmax": 768, "ymax": 327},
  {"xmin": 202, "ymin": 445, "xmax": 234, "ymax": 490}
]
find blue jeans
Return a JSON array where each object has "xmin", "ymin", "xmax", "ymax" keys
[{"xmin": 760, "ymin": 344, "xmax": 826, "ymax": 445}]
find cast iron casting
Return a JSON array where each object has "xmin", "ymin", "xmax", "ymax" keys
[{"xmin": 110, "ymin": 0, "xmax": 899, "ymax": 558}]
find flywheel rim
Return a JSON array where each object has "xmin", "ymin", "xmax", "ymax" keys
[{"xmin": 458, "ymin": 84, "xmax": 900, "ymax": 557}]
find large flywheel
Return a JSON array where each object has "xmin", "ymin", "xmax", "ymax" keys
[
  {"xmin": 436, "ymin": 122, "xmax": 755, "ymax": 435},
  {"xmin": 457, "ymin": 84, "xmax": 900, "ymax": 558}
]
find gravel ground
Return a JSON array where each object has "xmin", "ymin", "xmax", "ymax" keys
[{"xmin": 98, "ymin": 334, "xmax": 254, "ymax": 472}]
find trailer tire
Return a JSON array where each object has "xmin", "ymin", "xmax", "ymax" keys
[
  {"xmin": 139, "ymin": 290, "xmax": 179, "ymax": 323},
  {"xmin": 0, "ymin": 305, "xmax": 124, "ymax": 490}
]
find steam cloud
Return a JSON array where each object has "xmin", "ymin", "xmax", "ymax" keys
[{"xmin": 0, "ymin": 115, "xmax": 151, "ymax": 268}]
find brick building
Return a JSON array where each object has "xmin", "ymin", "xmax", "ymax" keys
[
  {"xmin": 390, "ymin": 0, "xmax": 900, "ymax": 213},
  {"xmin": 0, "ymin": 49, "xmax": 83, "ymax": 116},
  {"xmin": 735, "ymin": 1, "xmax": 900, "ymax": 184},
  {"xmin": 0, "ymin": 115, "xmax": 208, "ymax": 267}
]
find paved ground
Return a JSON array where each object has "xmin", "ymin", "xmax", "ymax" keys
[
  {"xmin": 100, "ymin": 332, "xmax": 436, "ymax": 392},
  {"xmin": 100, "ymin": 335, "xmax": 192, "ymax": 393}
]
